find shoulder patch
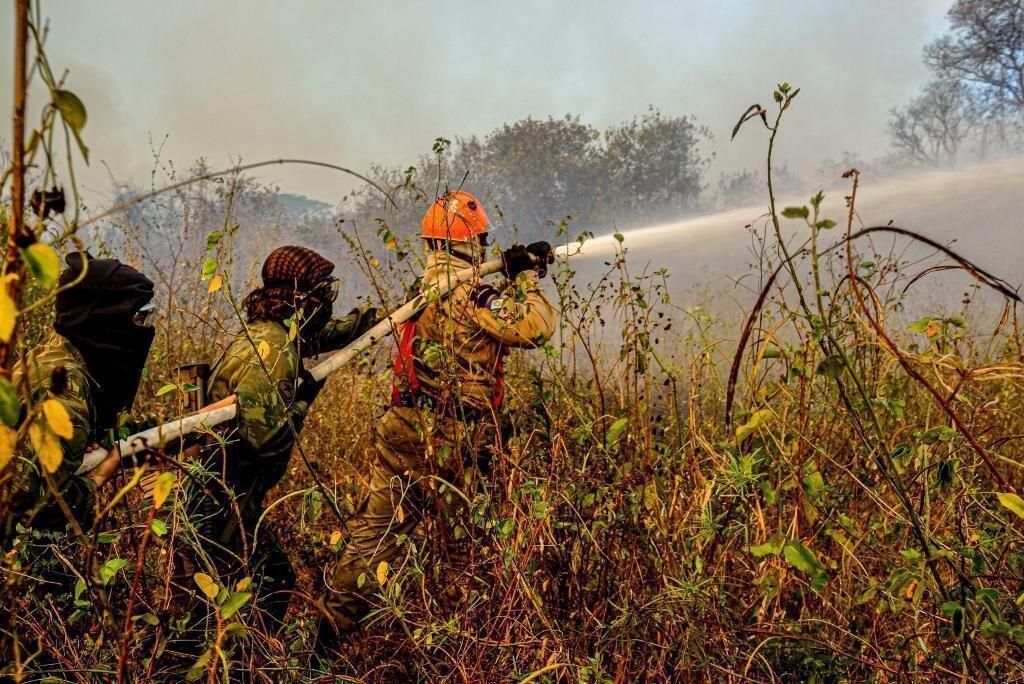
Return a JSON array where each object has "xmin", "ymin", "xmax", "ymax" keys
[{"xmin": 471, "ymin": 284, "xmax": 500, "ymax": 308}]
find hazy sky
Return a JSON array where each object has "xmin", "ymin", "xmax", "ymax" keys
[{"xmin": 1, "ymin": 0, "xmax": 954, "ymax": 205}]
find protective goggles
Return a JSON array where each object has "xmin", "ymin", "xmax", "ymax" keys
[
  {"xmin": 133, "ymin": 301, "xmax": 158, "ymax": 328},
  {"xmin": 311, "ymin": 276, "xmax": 340, "ymax": 302}
]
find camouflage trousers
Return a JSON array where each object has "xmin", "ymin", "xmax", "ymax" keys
[{"xmin": 319, "ymin": 406, "xmax": 495, "ymax": 641}]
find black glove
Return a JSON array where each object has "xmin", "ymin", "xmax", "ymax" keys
[
  {"xmin": 526, "ymin": 241, "xmax": 555, "ymax": 278},
  {"xmin": 295, "ymin": 368, "xmax": 325, "ymax": 405},
  {"xmin": 501, "ymin": 244, "xmax": 534, "ymax": 279}
]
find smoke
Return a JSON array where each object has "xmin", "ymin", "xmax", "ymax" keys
[{"xmin": 0, "ymin": 0, "xmax": 954, "ymax": 205}]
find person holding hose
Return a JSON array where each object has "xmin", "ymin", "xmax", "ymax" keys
[
  {"xmin": 1, "ymin": 253, "xmax": 156, "ymax": 545},
  {"xmin": 319, "ymin": 190, "xmax": 556, "ymax": 642},
  {"xmin": 173, "ymin": 245, "xmax": 378, "ymax": 642}
]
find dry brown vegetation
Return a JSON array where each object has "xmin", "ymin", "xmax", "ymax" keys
[{"xmin": 3, "ymin": 4, "xmax": 1024, "ymax": 682}]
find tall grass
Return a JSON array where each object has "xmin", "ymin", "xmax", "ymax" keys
[{"xmin": 4, "ymin": 78, "xmax": 1024, "ymax": 683}]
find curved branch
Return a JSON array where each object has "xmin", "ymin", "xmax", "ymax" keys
[{"xmin": 78, "ymin": 157, "xmax": 398, "ymax": 229}]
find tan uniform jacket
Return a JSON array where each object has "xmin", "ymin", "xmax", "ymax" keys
[{"xmin": 398, "ymin": 251, "xmax": 556, "ymax": 414}]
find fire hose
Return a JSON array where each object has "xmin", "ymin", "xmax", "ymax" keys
[{"xmin": 75, "ymin": 250, "xmax": 563, "ymax": 475}]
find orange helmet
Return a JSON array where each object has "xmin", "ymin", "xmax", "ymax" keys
[{"xmin": 420, "ymin": 190, "xmax": 490, "ymax": 241}]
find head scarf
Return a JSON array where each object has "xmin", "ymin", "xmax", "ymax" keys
[
  {"xmin": 243, "ymin": 245, "xmax": 336, "ymax": 340},
  {"xmin": 54, "ymin": 252, "xmax": 156, "ymax": 432}
]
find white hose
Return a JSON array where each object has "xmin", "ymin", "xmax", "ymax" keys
[{"xmin": 75, "ymin": 255, "xmax": 513, "ymax": 475}]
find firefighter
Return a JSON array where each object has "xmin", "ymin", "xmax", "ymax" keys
[
  {"xmin": 319, "ymin": 190, "xmax": 556, "ymax": 640},
  {"xmin": 1, "ymin": 252, "xmax": 156, "ymax": 544},
  {"xmin": 179, "ymin": 245, "xmax": 378, "ymax": 637}
]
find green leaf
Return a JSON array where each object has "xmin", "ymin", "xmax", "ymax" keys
[
  {"xmin": 749, "ymin": 535, "xmax": 784, "ymax": 558},
  {"xmin": 613, "ymin": 232, "xmax": 624, "ymax": 243},
  {"xmin": 185, "ymin": 651, "xmax": 212, "ymax": 681},
  {"xmin": 781, "ymin": 206, "xmax": 809, "ymax": 219},
  {"xmin": 996, "ymin": 492, "xmax": 1024, "ymax": 520},
  {"xmin": 814, "ymin": 219, "xmax": 837, "ymax": 230},
  {"xmin": 0, "ymin": 378, "xmax": 19, "ymax": 427},
  {"xmin": 220, "ymin": 591, "xmax": 252, "ymax": 619},
  {"xmin": 761, "ymin": 346, "xmax": 782, "ymax": 359},
  {"xmin": 150, "ymin": 519, "xmax": 167, "ymax": 537},
  {"xmin": 205, "ymin": 231, "xmax": 222, "ymax": 252},
  {"xmin": 201, "ymin": 257, "xmax": 218, "ymax": 281},
  {"xmin": 802, "ymin": 467, "xmax": 825, "ymax": 499},
  {"xmin": 223, "ymin": 621, "xmax": 248, "ymax": 638},
  {"xmin": 22, "ymin": 243, "xmax": 62, "ymax": 286},
  {"xmin": 907, "ymin": 317, "xmax": 933, "ymax": 333},
  {"xmin": 54, "ymin": 90, "xmax": 87, "ymax": 133},
  {"xmin": 605, "ymin": 417, "xmax": 628, "ymax": 451},
  {"xmin": 133, "ymin": 612, "xmax": 159, "ymax": 626},
  {"xmin": 99, "ymin": 558, "xmax": 128, "ymax": 585},
  {"xmin": 155, "ymin": 383, "xmax": 177, "ymax": 397},
  {"xmin": 498, "ymin": 519, "xmax": 515, "ymax": 539},
  {"xmin": 783, "ymin": 541, "xmax": 823, "ymax": 575}
]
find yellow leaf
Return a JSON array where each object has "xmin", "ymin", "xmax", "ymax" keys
[
  {"xmin": 0, "ymin": 424, "xmax": 16, "ymax": 472},
  {"xmin": 385, "ymin": 239, "xmax": 397, "ymax": 250},
  {"xmin": 235, "ymin": 576, "xmax": 252, "ymax": 592},
  {"xmin": 997, "ymin": 492, "xmax": 1024, "ymax": 520},
  {"xmin": 42, "ymin": 399, "xmax": 73, "ymax": 439},
  {"xmin": 29, "ymin": 422, "xmax": 62, "ymax": 473},
  {"xmin": 0, "ymin": 289, "xmax": 17, "ymax": 343},
  {"xmin": 257, "ymin": 340, "xmax": 270, "ymax": 361},
  {"xmin": 25, "ymin": 243, "xmax": 62, "ymax": 286},
  {"xmin": 375, "ymin": 560, "xmax": 389, "ymax": 586},
  {"xmin": 329, "ymin": 530, "xmax": 342, "ymax": 546},
  {"xmin": 152, "ymin": 471, "xmax": 176, "ymax": 509},
  {"xmin": 288, "ymin": 321, "xmax": 298, "ymax": 342},
  {"xmin": 193, "ymin": 572, "xmax": 219, "ymax": 600},
  {"xmin": 207, "ymin": 274, "xmax": 223, "ymax": 293},
  {"xmin": 396, "ymin": 505, "xmax": 405, "ymax": 524},
  {"xmin": 736, "ymin": 408, "xmax": 773, "ymax": 442}
]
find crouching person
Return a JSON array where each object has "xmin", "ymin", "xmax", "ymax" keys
[
  {"xmin": 177, "ymin": 246, "xmax": 377, "ymax": 641},
  {"xmin": 319, "ymin": 190, "xmax": 556, "ymax": 643}
]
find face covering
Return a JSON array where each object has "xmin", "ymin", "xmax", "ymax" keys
[{"xmin": 53, "ymin": 253, "xmax": 156, "ymax": 433}]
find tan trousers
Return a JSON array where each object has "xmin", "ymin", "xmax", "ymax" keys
[{"xmin": 321, "ymin": 406, "xmax": 494, "ymax": 637}]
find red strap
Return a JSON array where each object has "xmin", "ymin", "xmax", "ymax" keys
[
  {"xmin": 391, "ymin": 320, "xmax": 419, "ymax": 406},
  {"xmin": 492, "ymin": 345, "xmax": 508, "ymax": 409},
  {"xmin": 393, "ymin": 319, "xmax": 509, "ymax": 411}
]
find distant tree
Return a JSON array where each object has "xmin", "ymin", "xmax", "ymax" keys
[
  {"xmin": 599, "ymin": 108, "xmax": 710, "ymax": 225},
  {"xmin": 458, "ymin": 115, "xmax": 604, "ymax": 235},
  {"xmin": 890, "ymin": 0, "xmax": 1024, "ymax": 165},
  {"xmin": 924, "ymin": 0, "xmax": 1024, "ymax": 113},
  {"xmin": 342, "ymin": 111, "xmax": 711, "ymax": 244},
  {"xmin": 888, "ymin": 78, "xmax": 978, "ymax": 166}
]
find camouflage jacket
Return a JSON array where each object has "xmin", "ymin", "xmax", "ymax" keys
[
  {"xmin": 206, "ymin": 308, "xmax": 376, "ymax": 524},
  {"xmin": 2, "ymin": 330, "xmax": 96, "ymax": 541},
  {"xmin": 399, "ymin": 251, "xmax": 557, "ymax": 414}
]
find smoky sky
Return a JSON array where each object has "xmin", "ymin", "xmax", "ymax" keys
[{"xmin": 0, "ymin": 0, "xmax": 952, "ymax": 205}]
